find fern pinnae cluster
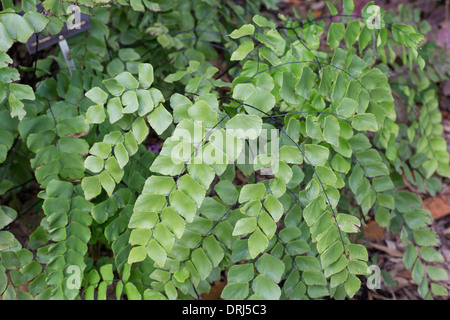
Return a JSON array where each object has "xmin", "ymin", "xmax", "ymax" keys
[{"xmin": 0, "ymin": 0, "xmax": 448, "ymax": 300}]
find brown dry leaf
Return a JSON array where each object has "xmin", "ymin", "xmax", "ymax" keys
[
  {"xmin": 363, "ymin": 220, "xmax": 386, "ymax": 242},
  {"xmin": 310, "ymin": 1, "xmax": 325, "ymax": 11},
  {"xmin": 313, "ymin": 11, "xmax": 323, "ymax": 18},
  {"xmin": 201, "ymin": 281, "xmax": 226, "ymax": 300},
  {"xmin": 397, "ymin": 270, "xmax": 412, "ymax": 280},
  {"xmin": 423, "ymin": 194, "xmax": 450, "ymax": 220},
  {"xmin": 368, "ymin": 243, "xmax": 403, "ymax": 258},
  {"xmin": 370, "ymin": 291, "xmax": 395, "ymax": 300},
  {"xmin": 443, "ymin": 80, "xmax": 450, "ymax": 97},
  {"xmin": 233, "ymin": 168, "xmax": 247, "ymax": 185},
  {"xmin": 394, "ymin": 276, "xmax": 411, "ymax": 288},
  {"xmin": 282, "ymin": 0, "xmax": 303, "ymax": 4},
  {"xmin": 401, "ymin": 288, "xmax": 419, "ymax": 300},
  {"xmin": 66, "ymin": 131, "xmax": 89, "ymax": 138},
  {"xmin": 444, "ymin": 227, "xmax": 450, "ymax": 238}
]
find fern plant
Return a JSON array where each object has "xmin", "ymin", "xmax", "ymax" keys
[{"xmin": 0, "ymin": 0, "xmax": 449, "ymax": 300}]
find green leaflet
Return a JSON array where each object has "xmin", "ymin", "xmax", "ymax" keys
[
  {"xmin": 327, "ymin": 23, "xmax": 345, "ymax": 49},
  {"xmin": 232, "ymin": 217, "xmax": 257, "ymax": 236},
  {"xmin": 248, "ymin": 228, "xmax": 269, "ymax": 258},
  {"xmin": 304, "ymin": 144, "xmax": 329, "ymax": 167},
  {"xmin": 229, "ymin": 24, "xmax": 255, "ymax": 39},
  {"xmin": 146, "ymin": 239, "xmax": 167, "ymax": 268},
  {"xmin": 352, "ymin": 114, "xmax": 379, "ymax": 132},
  {"xmin": 323, "ymin": 116, "xmax": 340, "ymax": 147},
  {"xmin": 325, "ymin": 1, "xmax": 338, "ymax": 15},
  {"xmin": 226, "ymin": 114, "xmax": 262, "ymax": 140},
  {"xmin": 148, "ymin": 104, "xmax": 173, "ymax": 135},
  {"xmin": 230, "ymin": 41, "xmax": 254, "ymax": 61},
  {"xmin": 252, "ymin": 15, "xmax": 276, "ymax": 29},
  {"xmin": 252, "ymin": 274, "xmax": 281, "ymax": 299},
  {"xmin": 239, "ymin": 183, "xmax": 266, "ymax": 203},
  {"xmin": 138, "ymin": 63, "xmax": 154, "ymax": 89},
  {"xmin": 85, "ymin": 87, "xmax": 108, "ymax": 105}
]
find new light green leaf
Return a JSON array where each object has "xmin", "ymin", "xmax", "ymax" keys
[
  {"xmin": 82, "ymin": 176, "xmax": 102, "ymax": 200},
  {"xmin": 105, "ymin": 157, "xmax": 124, "ymax": 183},
  {"xmin": 321, "ymin": 241, "xmax": 344, "ymax": 269},
  {"xmin": 336, "ymin": 98, "xmax": 358, "ymax": 118},
  {"xmin": 106, "ymin": 97, "xmax": 123, "ymax": 123},
  {"xmin": 169, "ymin": 190, "xmax": 197, "ymax": 223},
  {"xmin": 233, "ymin": 83, "xmax": 256, "ymax": 101},
  {"xmin": 214, "ymin": 180, "xmax": 239, "ymax": 205},
  {"xmin": 304, "ymin": 144, "xmax": 329, "ymax": 166},
  {"xmin": 303, "ymin": 196, "xmax": 325, "ymax": 226},
  {"xmin": 327, "ymin": 22, "xmax": 345, "ymax": 49},
  {"xmin": 257, "ymin": 254, "xmax": 285, "ymax": 283},
  {"xmin": 203, "ymin": 235, "xmax": 224, "ymax": 267},
  {"xmin": 146, "ymin": 239, "xmax": 167, "ymax": 268},
  {"xmin": 226, "ymin": 114, "xmax": 262, "ymax": 140},
  {"xmin": 239, "ymin": 183, "xmax": 266, "ymax": 203},
  {"xmin": 336, "ymin": 213, "xmax": 361, "ymax": 233},
  {"xmin": 248, "ymin": 228, "xmax": 268, "ymax": 258},
  {"xmin": 344, "ymin": 274, "xmax": 361, "ymax": 298},
  {"xmin": 244, "ymin": 87, "xmax": 275, "ymax": 115},
  {"xmin": 114, "ymin": 142, "xmax": 129, "ymax": 168},
  {"xmin": 188, "ymin": 100, "xmax": 217, "ymax": 128},
  {"xmin": 323, "ymin": 115, "xmax": 340, "ymax": 147},
  {"xmin": 306, "ymin": 116, "xmax": 323, "ymax": 140},
  {"xmin": 230, "ymin": 41, "xmax": 254, "ymax": 61},
  {"xmin": 229, "ymin": 24, "xmax": 255, "ymax": 39},
  {"xmin": 295, "ymin": 66, "xmax": 315, "ymax": 99},
  {"xmin": 128, "ymin": 245, "xmax": 147, "ymax": 264},
  {"xmin": 315, "ymin": 165, "xmax": 337, "ymax": 186},
  {"xmin": 103, "ymin": 79, "xmax": 125, "ymax": 97},
  {"xmin": 252, "ymin": 15, "xmax": 276, "ymax": 28},
  {"xmin": 221, "ymin": 282, "xmax": 249, "ymax": 300},
  {"xmin": 325, "ymin": 1, "xmax": 338, "ymax": 15},
  {"xmin": 148, "ymin": 104, "xmax": 173, "ymax": 135},
  {"xmin": 129, "ymin": 228, "xmax": 152, "ymax": 246},
  {"xmin": 191, "ymin": 248, "xmax": 212, "ymax": 280},
  {"xmin": 153, "ymin": 222, "xmax": 175, "ymax": 252},
  {"xmin": 85, "ymin": 87, "xmax": 108, "ymax": 105},
  {"xmin": 252, "ymin": 274, "xmax": 281, "ymax": 300},
  {"xmin": 352, "ymin": 114, "xmax": 379, "ymax": 132},
  {"xmin": 131, "ymin": 117, "xmax": 149, "ymax": 144},
  {"xmin": 161, "ymin": 207, "xmax": 185, "ymax": 239},
  {"xmin": 115, "ymin": 71, "xmax": 139, "ymax": 90},
  {"xmin": 84, "ymin": 155, "xmax": 104, "ymax": 173},
  {"xmin": 232, "ymin": 217, "xmax": 257, "ymax": 236},
  {"xmin": 347, "ymin": 244, "xmax": 368, "ymax": 261},
  {"xmin": 86, "ymin": 105, "xmax": 106, "ymax": 124},
  {"xmin": 9, "ymin": 94, "xmax": 26, "ymax": 120},
  {"xmin": 263, "ymin": 194, "xmax": 283, "ymax": 222},
  {"xmin": 138, "ymin": 63, "xmax": 154, "ymax": 88},
  {"xmin": 122, "ymin": 90, "xmax": 139, "ymax": 114}
]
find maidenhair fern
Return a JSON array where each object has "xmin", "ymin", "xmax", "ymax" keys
[{"xmin": 0, "ymin": 0, "xmax": 448, "ymax": 300}]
